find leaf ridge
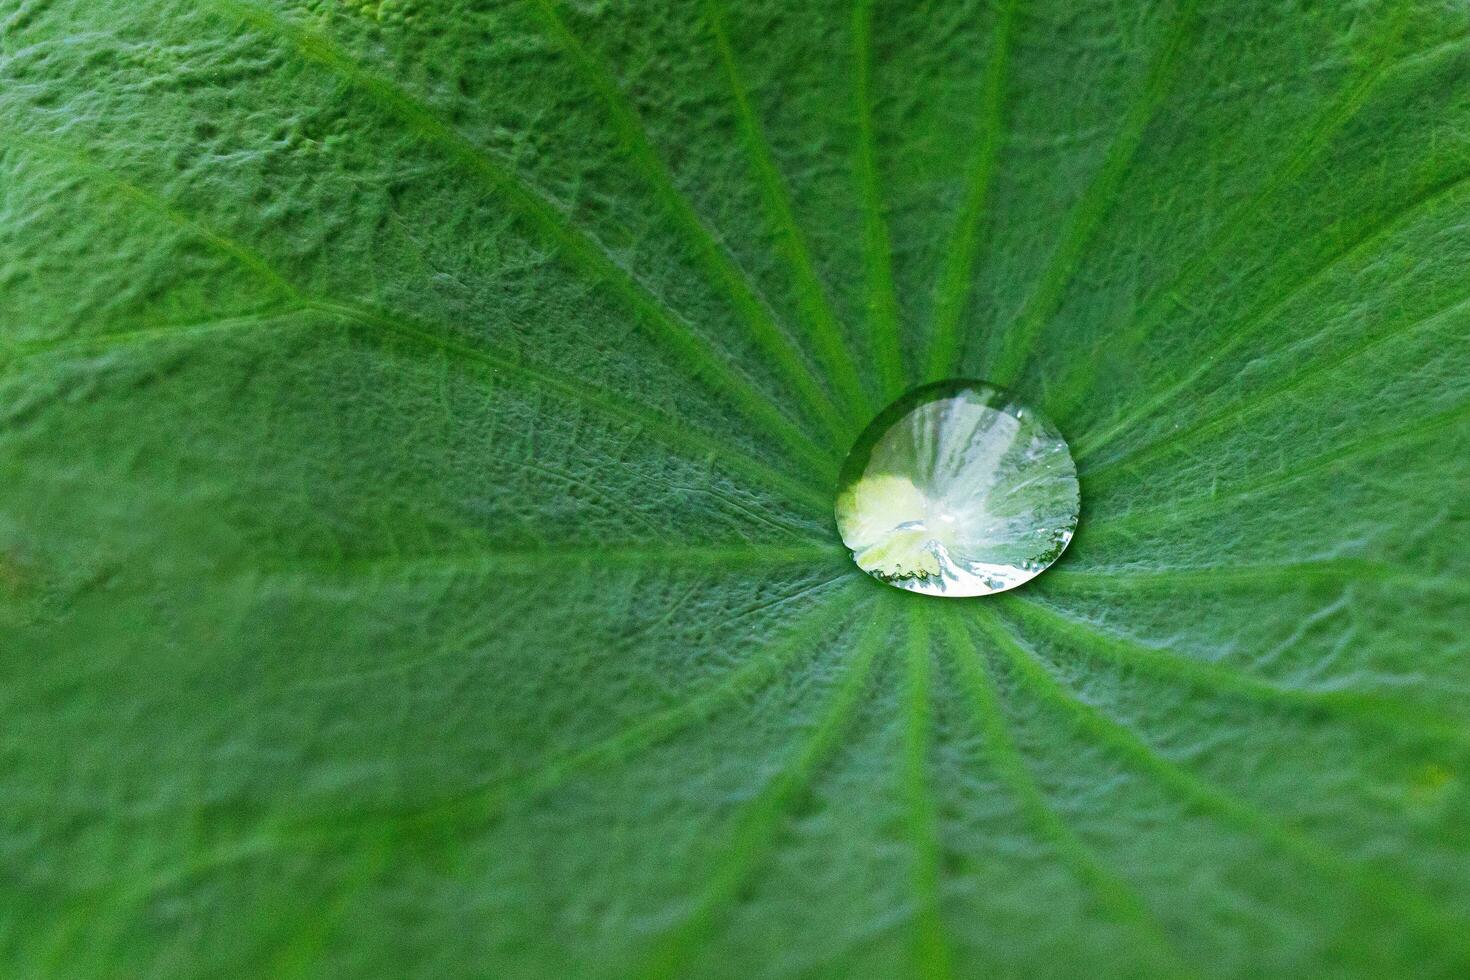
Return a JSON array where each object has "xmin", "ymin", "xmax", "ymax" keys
[
  {"xmin": 313, "ymin": 299, "xmax": 836, "ymax": 511},
  {"xmin": 211, "ymin": 0, "xmax": 835, "ymax": 473},
  {"xmin": 2, "ymin": 308, "xmax": 304, "ymax": 363},
  {"xmin": 852, "ymin": 0, "xmax": 907, "ymax": 401},
  {"xmin": 34, "ymin": 827, "xmax": 305, "ymax": 975},
  {"xmin": 639, "ymin": 601, "xmax": 891, "ymax": 980},
  {"xmin": 530, "ymin": 0, "xmax": 854, "ymax": 446},
  {"xmin": 261, "ymin": 540, "xmax": 845, "ymax": 580},
  {"xmin": 2, "ymin": 132, "xmax": 297, "ymax": 299},
  {"xmin": 985, "ymin": 0, "xmax": 1201, "ymax": 386},
  {"xmin": 1059, "ymin": 27, "xmax": 1470, "ymax": 435},
  {"xmin": 394, "ymin": 577, "xmax": 863, "ymax": 833},
  {"xmin": 1082, "ymin": 222, "xmax": 1470, "ymax": 483},
  {"xmin": 1045, "ymin": 559, "xmax": 1470, "ymax": 597},
  {"xmin": 266, "ymin": 829, "xmax": 394, "ymax": 978},
  {"xmin": 704, "ymin": 0, "xmax": 871, "ymax": 421},
  {"xmin": 923, "ymin": 0, "xmax": 1021, "ymax": 382},
  {"xmin": 950, "ymin": 608, "xmax": 1193, "ymax": 978},
  {"xmin": 1, "ymin": 130, "xmax": 835, "ymax": 511},
  {"xmin": 903, "ymin": 604, "xmax": 956, "ymax": 980},
  {"xmin": 1002, "ymin": 596, "xmax": 1470, "ymax": 748},
  {"xmin": 271, "ymin": 570, "xmax": 847, "ymax": 702},
  {"xmin": 1087, "ymin": 394, "xmax": 1470, "ymax": 540},
  {"xmin": 988, "ymin": 615, "xmax": 1470, "ymax": 952}
]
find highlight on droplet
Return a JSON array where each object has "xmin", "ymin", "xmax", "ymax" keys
[{"xmin": 835, "ymin": 379, "xmax": 1079, "ymax": 597}]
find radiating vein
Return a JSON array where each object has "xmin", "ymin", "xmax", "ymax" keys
[
  {"xmin": 3, "ymin": 129, "xmax": 832, "ymax": 513},
  {"xmin": 1086, "ymin": 394, "xmax": 1470, "ymax": 539},
  {"xmin": 530, "ymin": 0, "xmax": 851, "ymax": 446},
  {"xmin": 2, "ymin": 133, "xmax": 296, "ymax": 299},
  {"xmin": 264, "ymin": 539, "xmax": 845, "ymax": 581},
  {"xmin": 986, "ymin": 0, "xmax": 1200, "ymax": 386},
  {"xmin": 1001, "ymin": 596, "xmax": 1469, "ymax": 747},
  {"xmin": 275, "ymin": 571, "xmax": 851, "ymax": 703},
  {"xmin": 641, "ymin": 601, "xmax": 890, "ymax": 979},
  {"xmin": 211, "ymin": 0, "xmax": 834, "ymax": 473},
  {"xmin": 947, "ymin": 608, "xmax": 1190, "ymax": 977},
  {"xmin": 987, "ymin": 614, "xmax": 1470, "ymax": 949},
  {"xmin": 312, "ymin": 299, "xmax": 837, "ymax": 510},
  {"xmin": 704, "ymin": 0, "xmax": 870, "ymax": 421},
  {"xmin": 924, "ymin": 0, "xmax": 1020, "ymax": 382},
  {"xmin": 37, "ymin": 827, "xmax": 306, "ymax": 975},
  {"xmin": 387, "ymin": 579, "xmax": 863, "ymax": 832},
  {"xmin": 267, "ymin": 828, "xmax": 393, "ymax": 978},
  {"xmin": 853, "ymin": 0, "xmax": 906, "ymax": 401},
  {"xmin": 1060, "ymin": 28, "xmax": 1470, "ymax": 439},
  {"xmin": 1044, "ymin": 559, "xmax": 1470, "ymax": 597},
  {"xmin": 2, "ymin": 308, "xmax": 303, "ymax": 363},
  {"xmin": 902, "ymin": 604, "xmax": 954, "ymax": 980},
  {"xmin": 1075, "ymin": 155, "xmax": 1470, "ymax": 464},
  {"xmin": 1081, "ymin": 251, "xmax": 1470, "ymax": 484}
]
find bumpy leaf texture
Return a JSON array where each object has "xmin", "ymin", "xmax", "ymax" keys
[{"xmin": 2, "ymin": 0, "xmax": 1469, "ymax": 976}]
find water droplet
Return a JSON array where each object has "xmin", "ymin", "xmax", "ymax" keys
[{"xmin": 835, "ymin": 379, "xmax": 1079, "ymax": 597}]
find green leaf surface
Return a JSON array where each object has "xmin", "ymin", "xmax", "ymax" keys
[{"xmin": 3, "ymin": 0, "xmax": 1469, "ymax": 976}]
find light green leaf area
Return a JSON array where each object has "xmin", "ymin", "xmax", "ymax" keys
[{"xmin": 3, "ymin": 0, "xmax": 1469, "ymax": 976}]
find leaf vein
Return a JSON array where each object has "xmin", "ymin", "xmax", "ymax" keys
[
  {"xmin": 213, "ymin": 0, "xmax": 835, "ymax": 474},
  {"xmin": 923, "ymin": 0, "xmax": 1021, "ymax": 382},
  {"xmin": 1002, "ymin": 596, "xmax": 1470, "ymax": 748},
  {"xmin": 640, "ymin": 600, "xmax": 890, "ymax": 979},
  {"xmin": 950, "ymin": 608, "xmax": 1192, "ymax": 977},
  {"xmin": 1060, "ymin": 28, "xmax": 1470, "ymax": 437},
  {"xmin": 903, "ymin": 604, "xmax": 955, "ymax": 979},
  {"xmin": 852, "ymin": 0, "xmax": 907, "ymax": 401},
  {"xmin": 4, "ymin": 131, "xmax": 831, "ymax": 513},
  {"xmin": 704, "ymin": 0, "xmax": 870, "ymax": 420},
  {"xmin": 1082, "ymin": 213, "xmax": 1470, "ymax": 481},
  {"xmin": 1087, "ymin": 394, "xmax": 1470, "ymax": 538},
  {"xmin": 989, "ymin": 614, "xmax": 1470, "ymax": 947},
  {"xmin": 986, "ymin": 0, "xmax": 1201, "ymax": 386}
]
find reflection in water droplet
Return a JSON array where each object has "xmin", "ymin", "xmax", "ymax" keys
[{"xmin": 835, "ymin": 380, "xmax": 1079, "ymax": 597}]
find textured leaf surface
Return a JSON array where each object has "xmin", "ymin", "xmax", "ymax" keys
[{"xmin": 3, "ymin": 0, "xmax": 1470, "ymax": 976}]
